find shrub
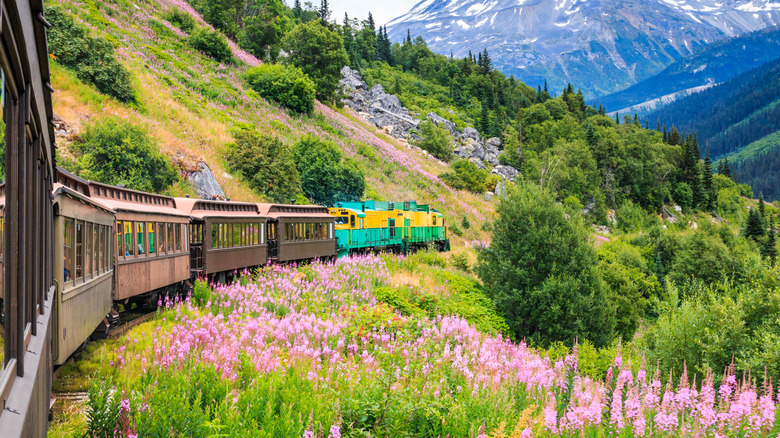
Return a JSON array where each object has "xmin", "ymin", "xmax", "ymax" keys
[
  {"xmin": 71, "ymin": 118, "xmax": 179, "ymax": 193},
  {"xmin": 189, "ymin": 28, "xmax": 232, "ymax": 63},
  {"xmin": 163, "ymin": 8, "xmax": 195, "ymax": 32},
  {"xmin": 45, "ymin": 6, "xmax": 136, "ymax": 103},
  {"xmin": 439, "ymin": 159, "xmax": 492, "ymax": 193},
  {"xmin": 476, "ymin": 182, "xmax": 616, "ymax": 347},
  {"xmin": 225, "ymin": 128, "xmax": 300, "ymax": 203},
  {"xmin": 292, "ymin": 136, "xmax": 364, "ymax": 205},
  {"xmin": 450, "ymin": 252, "xmax": 470, "ymax": 272},
  {"xmin": 414, "ymin": 120, "xmax": 453, "ymax": 161},
  {"xmin": 244, "ymin": 64, "xmax": 316, "ymax": 114}
]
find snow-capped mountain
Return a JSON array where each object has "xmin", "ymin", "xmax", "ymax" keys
[{"xmin": 386, "ymin": 0, "xmax": 780, "ymax": 97}]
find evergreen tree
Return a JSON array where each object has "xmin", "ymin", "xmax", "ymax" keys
[
  {"xmin": 586, "ymin": 121, "xmax": 597, "ymax": 147},
  {"xmin": 703, "ymin": 150, "xmax": 714, "ymax": 210},
  {"xmin": 717, "ymin": 160, "xmax": 724, "ymax": 175},
  {"xmin": 657, "ymin": 121, "xmax": 661, "ymax": 132},
  {"xmin": 668, "ymin": 127, "xmax": 681, "ymax": 146},
  {"xmin": 480, "ymin": 48, "xmax": 492, "ymax": 74},
  {"xmin": 479, "ymin": 101, "xmax": 490, "ymax": 135},
  {"xmin": 759, "ymin": 193, "xmax": 766, "ymax": 219},
  {"xmin": 663, "ymin": 126, "xmax": 668, "ymax": 143},
  {"xmin": 722, "ymin": 158, "xmax": 732, "ymax": 179},
  {"xmin": 765, "ymin": 216, "xmax": 777, "ymax": 266},
  {"xmin": 615, "ymin": 112, "xmax": 620, "ymax": 125},
  {"xmin": 406, "ymin": 29, "xmax": 411, "ymax": 44},
  {"xmin": 367, "ymin": 11, "xmax": 375, "ymax": 31},
  {"xmin": 633, "ymin": 113, "xmax": 639, "ymax": 126},
  {"xmin": 318, "ymin": 0, "xmax": 330, "ymax": 26},
  {"xmin": 744, "ymin": 208, "xmax": 766, "ymax": 240},
  {"xmin": 294, "ymin": 0, "xmax": 302, "ymax": 18}
]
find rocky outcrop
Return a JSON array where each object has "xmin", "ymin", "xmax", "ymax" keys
[
  {"xmin": 341, "ymin": 66, "xmax": 420, "ymax": 140},
  {"xmin": 339, "ymin": 66, "xmax": 521, "ymax": 182},
  {"xmin": 188, "ymin": 162, "xmax": 225, "ymax": 200}
]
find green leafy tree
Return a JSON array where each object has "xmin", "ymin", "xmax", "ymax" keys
[
  {"xmin": 244, "ymin": 64, "xmax": 316, "ymax": 114},
  {"xmin": 292, "ymin": 136, "xmax": 364, "ymax": 205},
  {"xmin": 498, "ymin": 125, "xmax": 523, "ymax": 169},
  {"xmin": 668, "ymin": 231, "xmax": 734, "ymax": 286},
  {"xmin": 439, "ymin": 160, "xmax": 498, "ymax": 194},
  {"xmin": 476, "ymin": 183, "xmax": 616, "ymax": 347},
  {"xmin": 164, "ymin": 9, "xmax": 195, "ymax": 32},
  {"xmin": 241, "ymin": 0, "xmax": 291, "ymax": 61},
  {"xmin": 282, "ymin": 21, "xmax": 349, "ymax": 103},
  {"xmin": 415, "ymin": 121, "xmax": 453, "ymax": 162},
  {"xmin": 45, "ymin": 6, "xmax": 136, "ymax": 103},
  {"xmin": 189, "ymin": 27, "xmax": 232, "ymax": 63},
  {"xmin": 225, "ymin": 129, "xmax": 300, "ymax": 203},
  {"xmin": 71, "ymin": 118, "xmax": 179, "ymax": 193}
]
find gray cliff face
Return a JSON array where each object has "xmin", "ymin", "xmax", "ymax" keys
[
  {"xmin": 340, "ymin": 66, "xmax": 521, "ymax": 182},
  {"xmin": 386, "ymin": 0, "xmax": 780, "ymax": 97},
  {"xmin": 188, "ymin": 162, "xmax": 226, "ymax": 200}
]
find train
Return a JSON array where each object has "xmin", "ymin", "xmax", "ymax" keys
[{"xmin": 0, "ymin": 167, "xmax": 449, "ymax": 366}]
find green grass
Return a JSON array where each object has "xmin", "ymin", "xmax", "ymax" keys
[{"xmin": 726, "ymin": 129, "xmax": 780, "ymax": 165}]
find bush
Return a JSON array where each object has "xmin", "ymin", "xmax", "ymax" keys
[
  {"xmin": 439, "ymin": 159, "xmax": 493, "ymax": 194},
  {"xmin": 476, "ymin": 182, "xmax": 616, "ymax": 347},
  {"xmin": 189, "ymin": 28, "xmax": 232, "ymax": 63},
  {"xmin": 45, "ymin": 6, "xmax": 136, "ymax": 103},
  {"xmin": 71, "ymin": 118, "xmax": 179, "ymax": 193},
  {"xmin": 292, "ymin": 136, "xmax": 364, "ymax": 205},
  {"xmin": 244, "ymin": 64, "xmax": 316, "ymax": 114},
  {"xmin": 225, "ymin": 128, "xmax": 300, "ymax": 203},
  {"xmin": 164, "ymin": 8, "xmax": 195, "ymax": 32},
  {"xmin": 414, "ymin": 121, "xmax": 453, "ymax": 161}
]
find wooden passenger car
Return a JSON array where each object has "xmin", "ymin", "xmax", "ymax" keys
[
  {"xmin": 88, "ymin": 183, "xmax": 191, "ymax": 303},
  {"xmin": 51, "ymin": 183, "xmax": 115, "ymax": 365},
  {"xmin": 257, "ymin": 203, "xmax": 336, "ymax": 262},
  {"xmin": 175, "ymin": 198, "xmax": 267, "ymax": 278}
]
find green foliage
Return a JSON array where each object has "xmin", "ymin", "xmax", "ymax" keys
[
  {"xmin": 225, "ymin": 128, "xmax": 300, "ymax": 203},
  {"xmin": 240, "ymin": 0, "xmax": 291, "ymax": 61},
  {"xmin": 743, "ymin": 207, "xmax": 766, "ymax": 240},
  {"xmin": 189, "ymin": 27, "xmax": 232, "ymax": 63},
  {"xmin": 616, "ymin": 200, "xmax": 654, "ymax": 233},
  {"xmin": 70, "ymin": 118, "xmax": 179, "ymax": 193},
  {"xmin": 439, "ymin": 159, "xmax": 495, "ymax": 194},
  {"xmin": 498, "ymin": 126, "xmax": 523, "ymax": 169},
  {"xmin": 282, "ymin": 21, "xmax": 349, "ymax": 103},
  {"xmin": 477, "ymin": 183, "xmax": 616, "ymax": 347},
  {"xmin": 45, "ymin": 6, "xmax": 136, "ymax": 103},
  {"xmin": 414, "ymin": 120, "xmax": 453, "ymax": 162},
  {"xmin": 192, "ymin": 278, "xmax": 211, "ymax": 306},
  {"xmin": 450, "ymin": 252, "xmax": 471, "ymax": 272},
  {"xmin": 244, "ymin": 63, "xmax": 316, "ymax": 114},
  {"xmin": 163, "ymin": 8, "xmax": 195, "ymax": 32},
  {"xmin": 667, "ymin": 230, "xmax": 737, "ymax": 286},
  {"xmin": 292, "ymin": 136, "xmax": 364, "ymax": 205},
  {"xmin": 85, "ymin": 379, "xmax": 121, "ymax": 438}
]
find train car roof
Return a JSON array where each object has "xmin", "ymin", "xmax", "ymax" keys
[
  {"xmin": 174, "ymin": 197, "xmax": 266, "ymax": 219},
  {"xmin": 257, "ymin": 203, "xmax": 333, "ymax": 219},
  {"xmin": 52, "ymin": 183, "xmax": 115, "ymax": 216},
  {"xmin": 329, "ymin": 207, "xmax": 366, "ymax": 217}
]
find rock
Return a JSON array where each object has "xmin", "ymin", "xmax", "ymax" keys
[
  {"xmin": 188, "ymin": 162, "xmax": 225, "ymax": 200},
  {"xmin": 484, "ymin": 152, "xmax": 499, "ymax": 166},
  {"xmin": 491, "ymin": 165, "xmax": 519, "ymax": 182},
  {"xmin": 461, "ymin": 127, "xmax": 481, "ymax": 142},
  {"xmin": 426, "ymin": 112, "xmax": 458, "ymax": 137},
  {"xmin": 469, "ymin": 157, "xmax": 486, "ymax": 169},
  {"xmin": 339, "ymin": 66, "xmax": 366, "ymax": 93},
  {"xmin": 495, "ymin": 180, "xmax": 508, "ymax": 197},
  {"xmin": 674, "ymin": 204, "xmax": 682, "ymax": 213},
  {"xmin": 471, "ymin": 145, "xmax": 486, "ymax": 160},
  {"xmin": 454, "ymin": 143, "xmax": 475, "ymax": 158},
  {"xmin": 485, "ymin": 137, "xmax": 502, "ymax": 149},
  {"xmin": 607, "ymin": 209, "xmax": 617, "ymax": 225}
]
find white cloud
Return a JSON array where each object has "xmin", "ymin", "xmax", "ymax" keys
[{"xmin": 325, "ymin": 0, "xmax": 419, "ymax": 25}]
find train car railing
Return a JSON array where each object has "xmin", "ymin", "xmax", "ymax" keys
[{"xmin": 0, "ymin": 0, "xmax": 58, "ymax": 436}]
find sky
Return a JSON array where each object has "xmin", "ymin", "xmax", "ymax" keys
[{"xmin": 325, "ymin": 0, "xmax": 419, "ymax": 26}]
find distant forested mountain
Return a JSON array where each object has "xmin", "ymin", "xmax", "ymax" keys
[
  {"xmin": 598, "ymin": 26, "xmax": 780, "ymax": 113},
  {"xmin": 647, "ymin": 58, "xmax": 780, "ymax": 199}
]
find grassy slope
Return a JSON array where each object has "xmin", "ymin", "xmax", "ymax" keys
[
  {"xmin": 51, "ymin": 0, "xmax": 492, "ymax": 246},
  {"xmin": 726, "ymin": 130, "xmax": 780, "ymax": 165}
]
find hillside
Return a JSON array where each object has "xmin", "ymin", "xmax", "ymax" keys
[
  {"xmin": 598, "ymin": 26, "xmax": 780, "ymax": 113},
  {"xmin": 645, "ymin": 56, "xmax": 780, "ymax": 198},
  {"xmin": 386, "ymin": 0, "xmax": 780, "ymax": 97},
  {"xmin": 727, "ymin": 131, "xmax": 780, "ymax": 200},
  {"xmin": 48, "ymin": 0, "xmax": 494, "ymax": 245}
]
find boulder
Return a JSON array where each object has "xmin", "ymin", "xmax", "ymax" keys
[
  {"xmin": 469, "ymin": 157, "xmax": 486, "ymax": 170},
  {"xmin": 454, "ymin": 143, "xmax": 475, "ymax": 158},
  {"xmin": 485, "ymin": 137, "xmax": 502, "ymax": 149},
  {"xmin": 471, "ymin": 145, "xmax": 486, "ymax": 160},
  {"xmin": 461, "ymin": 127, "xmax": 481, "ymax": 142},
  {"xmin": 427, "ymin": 112, "xmax": 458, "ymax": 137},
  {"xmin": 491, "ymin": 165, "xmax": 519, "ymax": 182},
  {"xmin": 340, "ymin": 66, "xmax": 366, "ymax": 93},
  {"xmin": 484, "ymin": 152, "xmax": 499, "ymax": 167},
  {"xmin": 188, "ymin": 162, "xmax": 225, "ymax": 200}
]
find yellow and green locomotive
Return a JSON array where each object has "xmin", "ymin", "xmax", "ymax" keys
[{"xmin": 328, "ymin": 200, "xmax": 449, "ymax": 257}]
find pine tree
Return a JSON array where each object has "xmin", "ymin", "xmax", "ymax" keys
[
  {"xmin": 633, "ymin": 113, "xmax": 639, "ymax": 126},
  {"xmin": 668, "ymin": 127, "xmax": 681, "ymax": 146},
  {"xmin": 722, "ymin": 158, "xmax": 732, "ymax": 179},
  {"xmin": 703, "ymin": 150, "xmax": 714, "ymax": 211},
  {"xmin": 294, "ymin": 0, "xmax": 302, "ymax": 18},
  {"xmin": 759, "ymin": 193, "xmax": 766, "ymax": 219},
  {"xmin": 765, "ymin": 216, "xmax": 777, "ymax": 266},
  {"xmin": 481, "ymin": 48, "xmax": 492, "ymax": 74},
  {"xmin": 586, "ymin": 121, "xmax": 597, "ymax": 147},
  {"xmin": 367, "ymin": 12, "xmax": 375, "ymax": 31},
  {"xmin": 615, "ymin": 112, "xmax": 620, "ymax": 125},
  {"xmin": 657, "ymin": 120, "xmax": 661, "ymax": 132},
  {"xmin": 479, "ymin": 102, "xmax": 490, "ymax": 135},
  {"xmin": 319, "ymin": 0, "xmax": 330, "ymax": 26},
  {"xmin": 406, "ymin": 29, "xmax": 411, "ymax": 44},
  {"xmin": 744, "ymin": 208, "xmax": 766, "ymax": 240},
  {"xmin": 717, "ymin": 160, "xmax": 724, "ymax": 175},
  {"xmin": 663, "ymin": 126, "xmax": 668, "ymax": 143}
]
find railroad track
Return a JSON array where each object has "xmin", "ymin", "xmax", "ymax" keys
[{"xmin": 108, "ymin": 311, "xmax": 157, "ymax": 340}]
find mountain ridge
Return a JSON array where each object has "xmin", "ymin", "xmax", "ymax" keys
[{"xmin": 387, "ymin": 0, "xmax": 780, "ymax": 97}]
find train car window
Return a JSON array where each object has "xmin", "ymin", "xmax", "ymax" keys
[
  {"xmin": 211, "ymin": 224, "xmax": 219, "ymax": 249},
  {"xmin": 260, "ymin": 223, "xmax": 265, "ymax": 244},
  {"xmin": 125, "ymin": 222, "xmax": 134, "ymax": 257},
  {"xmin": 64, "ymin": 218, "xmax": 74, "ymax": 283},
  {"xmin": 329, "ymin": 223, "xmax": 334, "ymax": 239},
  {"xmin": 148, "ymin": 222, "xmax": 156, "ymax": 255},
  {"xmin": 116, "ymin": 221, "xmax": 123, "ymax": 259},
  {"xmin": 137, "ymin": 222, "xmax": 146, "ymax": 256},
  {"xmin": 93, "ymin": 224, "xmax": 99, "ymax": 276},
  {"xmin": 0, "ymin": 216, "xmax": 4, "ymax": 259},
  {"xmin": 231, "ymin": 223, "xmax": 240, "ymax": 247},
  {"xmin": 85, "ymin": 223, "xmax": 93, "ymax": 278},
  {"xmin": 75, "ymin": 221, "xmax": 84, "ymax": 280},
  {"xmin": 175, "ymin": 224, "xmax": 182, "ymax": 252},
  {"xmin": 350, "ymin": 215, "xmax": 355, "ymax": 228},
  {"xmin": 433, "ymin": 216, "xmax": 437, "ymax": 226},
  {"xmin": 360, "ymin": 219, "xmax": 364, "ymax": 229},
  {"xmin": 97, "ymin": 226, "xmax": 102, "ymax": 273},
  {"xmin": 335, "ymin": 217, "xmax": 348, "ymax": 225},
  {"xmin": 168, "ymin": 223, "xmax": 175, "ymax": 252}
]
